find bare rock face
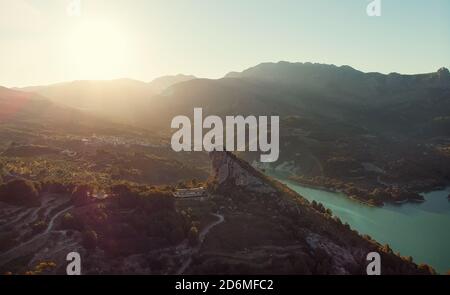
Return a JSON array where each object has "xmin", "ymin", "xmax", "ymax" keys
[
  {"xmin": 306, "ymin": 233, "xmax": 366, "ymax": 275},
  {"xmin": 209, "ymin": 151, "xmax": 276, "ymax": 194}
]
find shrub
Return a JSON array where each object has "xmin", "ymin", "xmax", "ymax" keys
[
  {"xmin": 41, "ymin": 181, "xmax": 71, "ymax": 194},
  {"xmin": 82, "ymin": 230, "xmax": 98, "ymax": 250},
  {"xmin": 26, "ymin": 261, "xmax": 57, "ymax": 275},
  {"xmin": 31, "ymin": 220, "xmax": 48, "ymax": 234},
  {"xmin": 141, "ymin": 191, "xmax": 175, "ymax": 212},
  {"xmin": 0, "ymin": 179, "xmax": 40, "ymax": 207},
  {"xmin": 111, "ymin": 183, "xmax": 139, "ymax": 208},
  {"xmin": 71, "ymin": 185, "xmax": 94, "ymax": 206},
  {"xmin": 188, "ymin": 226, "xmax": 199, "ymax": 245},
  {"xmin": 382, "ymin": 244, "xmax": 393, "ymax": 254},
  {"xmin": 417, "ymin": 263, "xmax": 436, "ymax": 275},
  {"xmin": 61, "ymin": 212, "xmax": 84, "ymax": 231}
]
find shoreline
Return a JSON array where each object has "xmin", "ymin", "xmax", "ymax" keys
[{"xmin": 284, "ymin": 176, "xmax": 446, "ymax": 207}]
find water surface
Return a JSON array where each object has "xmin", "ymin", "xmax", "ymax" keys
[{"xmin": 279, "ymin": 178, "xmax": 450, "ymax": 274}]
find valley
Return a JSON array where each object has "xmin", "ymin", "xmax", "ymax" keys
[
  {"xmin": 1, "ymin": 61, "xmax": 449, "ymax": 275},
  {"xmin": 0, "ymin": 149, "xmax": 438, "ymax": 275}
]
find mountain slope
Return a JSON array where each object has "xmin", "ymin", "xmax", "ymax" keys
[
  {"xmin": 142, "ymin": 62, "xmax": 450, "ymax": 133},
  {"xmin": 0, "ymin": 86, "xmax": 208, "ymax": 186},
  {"xmin": 186, "ymin": 151, "xmax": 434, "ymax": 274},
  {"xmin": 144, "ymin": 62, "xmax": 450, "ymax": 204},
  {"xmin": 0, "ymin": 86, "xmax": 143, "ymax": 140},
  {"xmin": 11, "ymin": 62, "xmax": 450, "ymax": 203},
  {"xmin": 0, "ymin": 150, "xmax": 433, "ymax": 274},
  {"xmin": 18, "ymin": 75, "xmax": 198, "ymax": 126},
  {"xmin": 19, "ymin": 79, "xmax": 156, "ymax": 125}
]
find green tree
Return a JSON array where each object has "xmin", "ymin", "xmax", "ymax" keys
[
  {"xmin": 71, "ymin": 185, "xmax": 94, "ymax": 206},
  {"xmin": 417, "ymin": 264, "xmax": 436, "ymax": 275},
  {"xmin": 382, "ymin": 244, "xmax": 393, "ymax": 254},
  {"xmin": 82, "ymin": 230, "xmax": 98, "ymax": 250},
  {"xmin": 61, "ymin": 212, "xmax": 84, "ymax": 231},
  {"xmin": 0, "ymin": 179, "xmax": 40, "ymax": 207},
  {"xmin": 188, "ymin": 226, "xmax": 199, "ymax": 245}
]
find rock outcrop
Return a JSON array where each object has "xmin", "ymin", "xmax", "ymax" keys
[{"xmin": 209, "ymin": 151, "xmax": 276, "ymax": 194}]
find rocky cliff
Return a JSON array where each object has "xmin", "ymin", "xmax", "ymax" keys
[{"xmin": 209, "ymin": 151, "xmax": 276, "ymax": 194}]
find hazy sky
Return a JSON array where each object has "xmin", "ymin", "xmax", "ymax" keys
[{"xmin": 1, "ymin": 0, "xmax": 449, "ymax": 87}]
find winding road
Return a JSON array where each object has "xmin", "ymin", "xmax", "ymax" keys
[{"xmin": 176, "ymin": 213, "xmax": 225, "ymax": 275}]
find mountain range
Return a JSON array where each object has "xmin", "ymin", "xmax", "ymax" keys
[
  {"xmin": 5, "ymin": 62, "xmax": 450, "ymax": 202},
  {"xmin": 1, "ymin": 61, "xmax": 449, "ymax": 274},
  {"xmin": 15, "ymin": 62, "xmax": 450, "ymax": 132}
]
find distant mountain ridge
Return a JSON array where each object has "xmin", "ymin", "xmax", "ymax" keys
[
  {"xmin": 225, "ymin": 61, "xmax": 450, "ymax": 104},
  {"xmin": 150, "ymin": 62, "xmax": 450, "ymax": 200},
  {"xmin": 19, "ymin": 78, "xmax": 154, "ymax": 109},
  {"xmin": 12, "ymin": 61, "xmax": 450, "ymax": 121},
  {"xmin": 149, "ymin": 74, "xmax": 197, "ymax": 94},
  {"xmin": 7, "ymin": 61, "xmax": 450, "ymax": 137},
  {"xmin": 0, "ymin": 62, "xmax": 449, "ymax": 274}
]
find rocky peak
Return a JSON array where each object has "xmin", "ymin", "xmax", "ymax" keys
[{"xmin": 209, "ymin": 151, "xmax": 276, "ymax": 194}]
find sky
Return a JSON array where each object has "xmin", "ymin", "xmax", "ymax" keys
[{"xmin": 0, "ymin": 0, "xmax": 449, "ymax": 87}]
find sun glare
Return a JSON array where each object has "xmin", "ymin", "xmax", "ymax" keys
[{"xmin": 66, "ymin": 20, "xmax": 134, "ymax": 80}]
